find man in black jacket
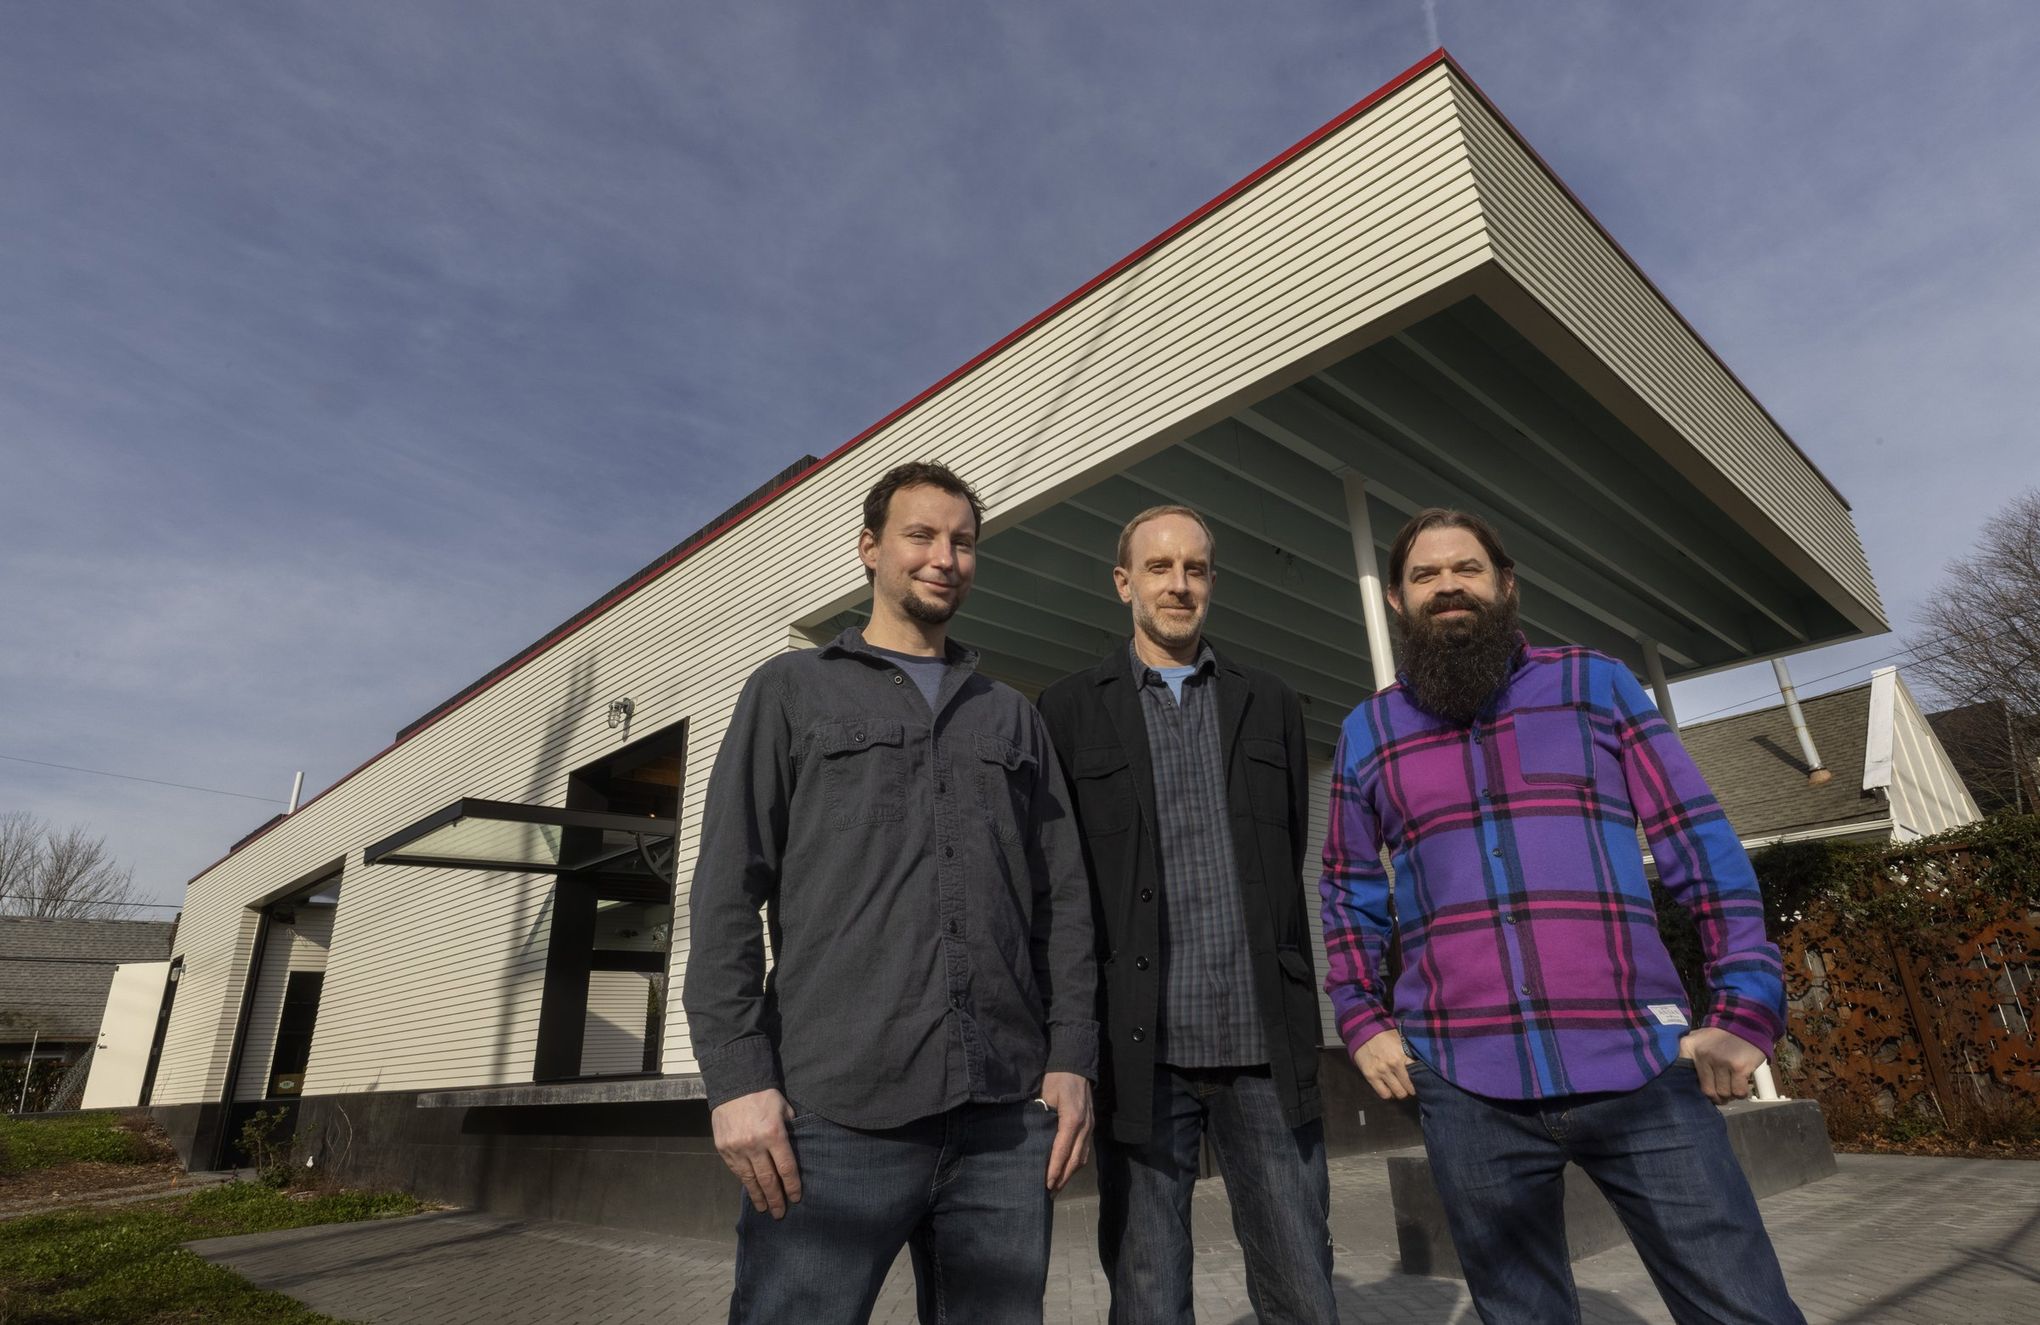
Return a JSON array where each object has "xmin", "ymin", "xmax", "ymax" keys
[{"xmin": 1038, "ymin": 505, "xmax": 1336, "ymax": 1324}]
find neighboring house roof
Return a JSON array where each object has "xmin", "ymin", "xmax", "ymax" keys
[
  {"xmin": 0, "ymin": 917, "xmax": 177, "ymax": 1043},
  {"xmin": 1925, "ymin": 699, "xmax": 2040, "ymax": 817},
  {"xmin": 1676, "ymin": 666, "xmax": 1983, "ymax": 849},
  {"xmin": 1679, "ymin": 681, "xmax": 1888, "ymax": 844}
]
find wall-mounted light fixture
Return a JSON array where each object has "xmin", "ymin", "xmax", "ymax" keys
[{"xmin": 607, "ymin": 698, "xmax": 635, "ymax": 730}]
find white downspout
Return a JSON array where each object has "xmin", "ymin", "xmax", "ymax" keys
[
  {"xmin": 1772, "ymin": 659, "xmax": 1832, "ymax": 787},
  {"xmin": 1341, "ymin": 471, "xmax": 1398, "ymax": 693}
]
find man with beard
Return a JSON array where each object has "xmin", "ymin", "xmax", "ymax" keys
[
  {"xmin": 1038, "ymin": 506, "xmax": 1337, "ymax": 1324},
  {"xmin": 684, "ymin": 462, "xmax": 1097, "ymax": 1325},
  {"xmin": 1320, "ymin": 509, "xmax": 1803, "ymax": 1324}
]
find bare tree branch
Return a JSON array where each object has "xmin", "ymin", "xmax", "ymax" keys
[
  {"xmin": 1910, "ymin": 489, "xmax": 2040, "ymax": 812},
  {"xmin": 0, "ymin": 812, "xmax": 144, "ymax": 919}
]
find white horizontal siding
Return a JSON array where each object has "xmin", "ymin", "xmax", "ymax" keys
[
  {"xmin": 154, "ymin": 66, "xmax": 1493, "ymax": 1103},
  {"xmin": 581, "ymin": 971, "xmax": 657, "ymax": 1077},
  {"xmin": 150, "ymin": 902, "xmax": 257, "ymax": 1108},
  {"xmin": 1447, "ymin": 76, "xmax": 1883, "ymax": 628}
]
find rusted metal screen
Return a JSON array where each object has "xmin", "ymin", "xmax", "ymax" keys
[{"xmin": 1777, "ymin": 909, "xmax": 2040, "ymax": 1117}]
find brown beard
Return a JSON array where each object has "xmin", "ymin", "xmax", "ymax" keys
[
  {"xmin": 1395, "ymin": 589, "xmax": 1522, "ymax": 725},
  {"xmin": 900, "ymin": 581, "xmax": 962, "ymax": 625}
]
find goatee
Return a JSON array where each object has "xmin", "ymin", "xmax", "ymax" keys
[
  {"xmin": 900, "ymin": 583, "xmax": 962, "ymax": 625},
  {"xmin": 1396, "ymin": 590, "xmax": 1522, "ymax": 726}
]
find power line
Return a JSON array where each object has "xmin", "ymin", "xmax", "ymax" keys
[
  {"xmin": 1677, "ymin": 636, "xmax": 1965, "ymax": 726},
  {"xmin": 1675, "ymin": 598, "xmax": 2040, "ymax": 726},
  {"xmin": 0, "ymin": 752, "xmax": 278, "ymax": 804}
]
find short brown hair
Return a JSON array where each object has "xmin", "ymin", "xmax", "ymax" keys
[
  {"xmin": 1386, "ymin": 508, "xmax": 1515, "ymax": 587},
  {"xmin": 1115, "ymin": 505, "xmax": 1217, "ymax": 570},
  {"xmin": 862, "ymin": 461, "xmax": 985, "ymax": 539}
]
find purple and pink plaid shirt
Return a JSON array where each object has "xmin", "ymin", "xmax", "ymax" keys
[{"xmin": 1320, "ymin": 641, "xmax": 1784, "ymax": 1100}]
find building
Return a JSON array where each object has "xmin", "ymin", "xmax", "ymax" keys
[
  {"xmin": 1679, "ymin": 668, "xmax": 1982, "ymax": 851},
  {"xmin": 1, "ymin": 916, "xmax": 176, "ymax": 1110},
  {"xmin": 1926, "ymin": 699, "xmax": 2040, "ymax": 817},
  {"xmin": 140, "ymin": 52, "xmax": 1886, "ymax": 1236}
]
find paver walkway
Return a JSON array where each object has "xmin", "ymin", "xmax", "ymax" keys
[{"xmin": 189, "ymin": 1153, "xmax": 2037, "ymax": 1324}]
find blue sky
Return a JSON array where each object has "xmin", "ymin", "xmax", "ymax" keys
[{"xmin": 4, "ymin": 2, "xmax": 2036, "ymax": 910}]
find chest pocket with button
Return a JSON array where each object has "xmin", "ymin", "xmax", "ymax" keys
[
  {"xmin": 814, "ymin": 719, "xmax": 908, "ymax": 828},
  {"xmin": 973, "ymin": 733, "xmax": 1037, "ymax": 844}
]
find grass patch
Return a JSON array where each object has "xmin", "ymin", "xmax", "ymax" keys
[
  {"xmin": 0, "ymin": 1181, "xmax": 424, "ymax": 1324},
  {"xmin": 0, "ymin": 1115, "xmax": 157, "ymax": 1177}
]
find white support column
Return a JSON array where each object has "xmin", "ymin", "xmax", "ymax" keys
[
  {"xmin": 1641, "ymin": 638, "xmax": 1783, "ymax": 1101},
  {"xmin": 1640, "ymin": 638, "xmax": 1678, "ymax": 727},
  {"xmin": 1342, "ymin": 471, "xmax": 1398, "ymax": 693}
]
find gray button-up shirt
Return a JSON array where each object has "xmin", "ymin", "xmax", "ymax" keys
[
  {"xmin": 683, "ymin": 628, "xmax": 1098, "ymax": 1129},
  {"xmin": 1132, "ymin": 642, "xmax": 1268, "ymax": 1068}
]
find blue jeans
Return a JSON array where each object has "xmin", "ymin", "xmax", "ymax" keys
[
  {"xmin": 728, "ymin": 1100, "xmax": 1057, "ymax": 1324},
  {"xmin": 1411, "ymin": 1058, "xmax": 1804, "ymax": 1324},
  {"xmin": 1097, "ymin": 1066, "xmax": 1337, "ymax": 1324}
]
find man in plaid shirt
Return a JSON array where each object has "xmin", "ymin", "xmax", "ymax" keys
[{"xmin": 1321, "ymin": 508, "xmax": 1804, "ymax": 1324}]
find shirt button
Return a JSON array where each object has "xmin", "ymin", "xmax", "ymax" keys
[
  {"xmin": 1490, "ymin": 847, "xmax": 1502, "ymax": 858},
  {"xmin": 951, "ymin": 994, "xmax": 965, "ymax": 1009},
  {"xmin": 1134, "ymin": 955, "xmax": 1150, "ymax": 971},
  {"xmin": 1519, "ymin": 983, "xmax": 1530, "ymax": 995},
  {"xmin": 1131, "ymin": 1027, "xmax": 1146, "ymax": 1043},
  {"xmin": 852, "ymin": 729, "xmax": 866, "ymax": 743},
  {"xmin": 1139, "ymin": 888, "xmax": 1154, "ymax": 903},
  {"xmin": 892, "ymin": 674, "xmax": 904, "ymax": 685},
  {"xmin": 1503, "ymin": 914, "xmax": 1517, "ymax": 925}
]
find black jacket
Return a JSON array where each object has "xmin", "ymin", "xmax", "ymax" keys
[{"xmin": 1037, "ymin": 642, "xmax": 1322, "ymax": 1145}]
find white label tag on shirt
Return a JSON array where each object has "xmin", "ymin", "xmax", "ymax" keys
[{"xmin": 1648, "ymin": 1003, "xmax": 1689, "ymax": 1027}]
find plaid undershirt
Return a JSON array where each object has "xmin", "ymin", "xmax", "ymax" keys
[
  {"xmin": 1320, "ymin": 640, "xmax": 1785, "ymax": 1100},
  {"xmin": 1133, "ymin": 641, "xmax": 1268, "ymax": 1068}
]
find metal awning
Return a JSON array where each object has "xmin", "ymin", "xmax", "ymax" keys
[{"xmin": 363, "ymin": 798, "xmax": 676, "ymax": 876}]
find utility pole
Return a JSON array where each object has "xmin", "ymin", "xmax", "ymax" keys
[{"xmin": 15, "ymin": 1030, "xmax": 37, "ymax": 1113}]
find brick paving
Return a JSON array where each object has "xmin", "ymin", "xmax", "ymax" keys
[{"xmin": 189, "ymin": 1153, "xmax": 2038, "ymax": 1324}]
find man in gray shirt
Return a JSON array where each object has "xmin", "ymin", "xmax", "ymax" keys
[{"xmin": 684, "ymin": 461, "xmax": 1098, "ymax": 1325}]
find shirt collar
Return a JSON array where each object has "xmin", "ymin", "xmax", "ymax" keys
[
  {"xmin": 823, "ymin": 626, "xmax": 975, "ymax": 671},
  {"xmin": 1128, "ymin": 637, "xmax": 1216, "ymax": 691}
]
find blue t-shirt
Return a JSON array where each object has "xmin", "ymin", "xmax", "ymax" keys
[
  {"xmin": 1156, "ymin": 664, "xmax": 1197, "ymax": 703},
  {"xmin": 870, "ymin": 645, "xmax": 948, "ymax": 709}
]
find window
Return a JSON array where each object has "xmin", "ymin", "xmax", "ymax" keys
[{"xmin": 267, "ymin": 971, "xmax": 325, "ymax": 1096}]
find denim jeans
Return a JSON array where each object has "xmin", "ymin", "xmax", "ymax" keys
[
  {"xmin": 728, "ymin": 1100, "xmax": 1058, "ymax": 1324},
  {"xmin": 1096, "ymin": 1066, "xmax": 1337, "ymax": 1324},
  {"xmin": 1411, "ymin": 1058, "xmax": 1804, "ymax": 1324}
]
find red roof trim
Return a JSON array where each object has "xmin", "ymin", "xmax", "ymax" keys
[{"xmin": 190, "ymin": 49, "xmax": 1457, "ymax": 883}]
